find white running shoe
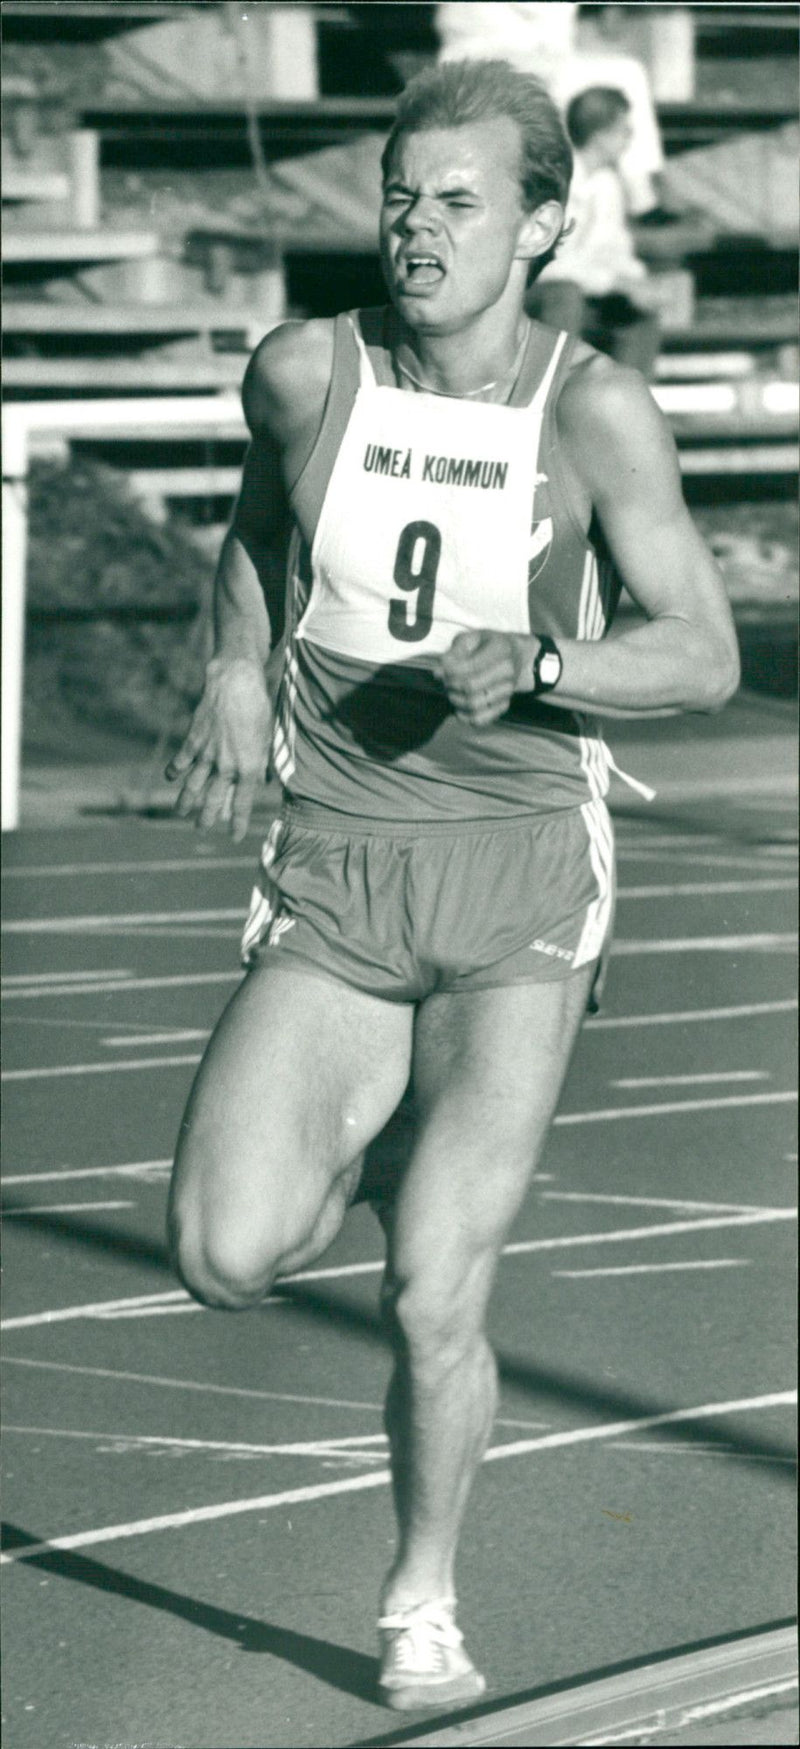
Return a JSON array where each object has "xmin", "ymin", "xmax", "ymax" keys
[{"xmin": 378, "ymin": 1597, "xmax": 486, "ymax": 1711}]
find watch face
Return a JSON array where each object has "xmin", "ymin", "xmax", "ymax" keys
[{"xmin": 539, "ymin": 650, "xmax": 561, "ymax": 686}]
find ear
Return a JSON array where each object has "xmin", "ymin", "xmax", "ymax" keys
[{"xmin": 516, "ymin": 200, "xmax": 565, "ymax": 263}]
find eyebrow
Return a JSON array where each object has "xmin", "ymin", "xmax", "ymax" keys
[{"xmin": 383, "ymin": 181, "xmax": 479, "ymax": 198}]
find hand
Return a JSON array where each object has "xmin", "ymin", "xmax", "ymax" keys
[
  {"xmin": 165, "ymin": 655, "xmax": 272, "ymax": 840},
  {"xmin": 438, "ymin": 631, "xmax": 534, "ymax": 726}
]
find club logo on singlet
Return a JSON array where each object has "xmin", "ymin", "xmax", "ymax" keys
[{"xmin": 529, "ymin": 471, "xmax": 553, "ymax": 586}]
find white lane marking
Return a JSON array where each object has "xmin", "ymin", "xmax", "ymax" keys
[
  {"xmin": 2, "ymin": 970, "xmax": 133, "ymax": 986},
  {"xmin": 2, "ymin": 1425, "xmax": 389, "ymax": 1457},
  {"xmin": 1, "ymin": 1054, "xmax": 203, "ymax": 1082},
  {"xmin": 2, "ymin": 909, "xmax": 242, "ymax": 934},
  {"xmin": 101, "ymin": 1030, "xmax": 209, "ymax": 1048},
  {"xmin": 86, "ymin": 1302, "xmax": 207, "ymax": 1320},
  {"xmin": 0, "ymin": 1361, "xmax": 536, "ymax": 1433},
  {"xmin": 618, "ymin": 879, "xmax": 796, "ymax": 898},
  {"xmin": 590, "ymin": 999, "xmax": 797, "ymax": 1028},
  {"xmin": 2, "ymin": 857, "xmax": 255, "ymax": 879},
  {"xmin": 2, "ymin": 1162, "xmax": 171, "ymax": 1186},
  {"xmin": 1, "ymin": 971, "xmax": 240, "ymax": 1001},
  {"xmin": 618, "ymin": 851, "xmax": 795, "ymax": 870},
  {"xmin": 3, "ymin": 1210, "xmax": 796, "ymax": 1331},
  {"xmin": 2, "ymin": 1290, "xmax": 191, "ymax": 1330},
  {"xmin": 0, "ymin": 1356, "xmax": 383, "ymax": 1413},
  {"xmin": 611, "ymin": 933, "xmax": 796, "ymax": 954},
  {"xmin": 611, "ymin": 1071, "xmax": 770, "ymax": 1087},
  {"xmin": 503, "ymin": 1210, "xmax": 797, "ymax": 1257},
  {"xmin": 554, "ymin": 1091, "xmax": 796, "ymax": 1124},
  {"xmin": 553, "ymin": 1259, "xmax": 750, "ymax": 1278},
  {"xmin": 2, "ymin": 1392, "xmax": 793, "ymax": 1565},
  {"xmin": 608, "ymin": 1441, "xmax": 797, "ymax": 1464},
  {"xmin": 541, "ymin": 1192, "xmax": 766, "ymax": 1215},
  {"xmin": 1, "ymin": 1201, "xmax": 134, "ymax": 1216},
  {"xmin": 480, "ymin": 1391, "xmax": 797, "ymax": 1464}
]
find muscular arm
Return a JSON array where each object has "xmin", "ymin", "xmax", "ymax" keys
[
  {"xmin": 441, "ymin": 361, "xmax": 740, "ymax": 724},
  {"xmin": 166, "ymin": 319, "xmax": 332, "ymax": 835}
]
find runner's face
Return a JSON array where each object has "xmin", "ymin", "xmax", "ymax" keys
[{"xmin": 380, "ymin": 118, "xmax": 543, "ymax": 332}]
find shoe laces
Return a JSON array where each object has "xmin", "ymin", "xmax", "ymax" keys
[{"xmin": 378, "ymin": 1599, "xmax": 463, "ymax": 1668}]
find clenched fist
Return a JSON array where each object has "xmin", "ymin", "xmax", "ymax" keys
[
  {"xmin": 165, "ymin": 655, "xmax": 272, "ymax": 840},
  {"xmin": 438, "ymin": 630, "xmax": 536, "ymax": 726}
]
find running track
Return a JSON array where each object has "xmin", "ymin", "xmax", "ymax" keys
[{"xmin": 1, "ymin": 745, "xmax": 797, "ymax": 1748}]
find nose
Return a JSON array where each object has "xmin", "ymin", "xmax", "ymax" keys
[{"xmin": 402, "ymin": 195, "xmax": 441, "ymax": 234}]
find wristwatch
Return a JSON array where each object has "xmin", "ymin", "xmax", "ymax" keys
[{"xmin": 532, "ymin": 634, "xmax": 563, "ymax": 695}]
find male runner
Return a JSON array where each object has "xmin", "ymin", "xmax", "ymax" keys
[{"xmin": 167, "ymin": 60, "xmax": 739, "ymax": 1711}]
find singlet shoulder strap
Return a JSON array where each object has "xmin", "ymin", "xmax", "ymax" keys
[
  {"xmin": 510, "ymin": 325, "xmax": 570, "ymax": 413},
  {"xmin": 289, "ymin": 310, "xmax": 362, "ymax": 531}
]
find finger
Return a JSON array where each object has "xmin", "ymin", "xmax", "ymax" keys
[
  {"xmin": 174, "ymin": 761, "xmax": 215, "ymax": 817},
  {"xmin": 198, "ymin": 772, "xmax": 236, "ymax": 833},
  {"xmin": 231, "ymin": 774, "xmax": 258, "ymax": 842},
  {"xmin": 165, "ymin": 719, "xmax": 212, "ymax": 781}
]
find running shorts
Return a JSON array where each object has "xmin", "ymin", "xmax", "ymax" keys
[{"xmin": 241, "ymin": 798, "xmax": 615, "ymax": 1006}]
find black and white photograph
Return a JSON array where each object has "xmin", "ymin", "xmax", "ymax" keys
[{"xmin": 1, "ymin": 4, "xmax": 798, "ymax": 1746}]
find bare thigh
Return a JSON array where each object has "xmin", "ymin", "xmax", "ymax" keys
[
  {"xmin": 384, "ymin": 972, "xmax": 594, "ymax": 1326},
  {"xmin": 169, "ymin": 963, "xmax": 412, "ymax": 1303}
]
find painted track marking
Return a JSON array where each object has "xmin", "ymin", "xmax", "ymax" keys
[
  {"xmin": 1, "ymin": 971, "xmax": 241, "ymax": 1001},
  {"xmin": 1, "ymin": 1356, "xmax": 384, "ymax": 1412},
  {"xmin": 2, "ymin": 1162, "xmax": 171, "ymax": 1186},
  {"xmin": 611, "ymin": 1071, "xmax": 769, "ymax": 1088},
  {"xmin": 1, "ymin": 1201, "xmax": 134, "ymax": 1216},
  {"xmin": 617, "ymin": 879, "xmax": 796, "ymax": 897},
  {"xmin": 612, "ymin": 933, "xmax": 795, "ymax": 954},
  {"xmin": 0, "ymin": 1359, "xmax": 546, "ymax": 1435},
  {"xmin": 2, "ymin": 1392, "xmax": 793, "ymax": 1565},
  {"xmin": 2, "ymin": 1054, "xmax": 204, "ymax": 1082},
  {"xmin": 2, "ymin": 857, "xmax": 255, "ymax": 879},
  {"xmin": 3, "ymin": 1425, "xmax": 389, "ymax": 1457},
  {"xmin": 2, "ymin": 909, "xmax": 242, "ymax": 934},
  {"xmin": 590, "ymin": 999, "xmax": 796, "ymax": 1028},
  {"xmin": 3, "ymin": 1210, "xmax": 795, "ymax": 1331},
  {"xmin": 553, "ymin": 1259, "xmax": 749, "ymax": 1278},
  {"xmin": 2, "ymin": 970, "xmax": 133, "ymax": 986},
  {"xmin": 541, "ymin": 1192, "xmax": 767, "ymax": 1215},
  {"xmin": 554, "ymin": 1091, "xmax": 796, "ymax": 1124}
]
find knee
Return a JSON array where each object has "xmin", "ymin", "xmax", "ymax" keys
[
  {"xmin": 168, "ymin": 1200, "xmax": 278, "ymax": 1312},
  {"xmin": 384, "ymin": 1267, "xmax": 493, "ymax": 1381}
]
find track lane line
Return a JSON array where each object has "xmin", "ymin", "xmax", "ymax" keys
[
  {"xmin": 2, "ymin": 1392, "xmax": 793, "ymax": 1565},
  {"xmin": 2, "ymin": 1425, "xmax": 389, "ymax": 1458},
  {"xmin": 3, "ymin": 1210, "xmax": 795, "ymax": 1331},
  {"xmin": 553, "ymin": 1260, "xmax": 750, "ymax": 1278},
  {"xmin": 1, "ymin": 971, "xmax": 241, "ymax": 1000},
  {"xmin": 0, "ymin": 1357, "xmax": 384, "ymax": 1412},
  {"xmin": 541, "ymin": 1192, "xmax": 767, "ymax": 1214},
  {"xmin": 2, "ymin": 909, "xmax": 242, "ymax": 933},
  {"xmin": 2, "ymin": 857, "xmax": 256, "ymax": 879},
  {"xmin": 589, "ymin": 999, "xmax": 796, "ymax": 1028},
  {"xmin": 611, "ymin": 1071, "xmax": 769, "ymax": 1087},
  {"xmin": 612, "ymin": 933, "xmax": 795, "ymax": 954},
  {"xmin": 0, "ymin": 1359, "xmax": 546, "ymax": 1434},
  {"xmin": 617, "ymin": 879, "xmax": 796, "ymax": 897}
]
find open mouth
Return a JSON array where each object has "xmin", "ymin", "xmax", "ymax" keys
[{"xmin": 398, "ymin": 253, "xmax": 445, "ymax": 288}]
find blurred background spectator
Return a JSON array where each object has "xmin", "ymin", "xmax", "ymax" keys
[
  {"xmin": 435, "ymin": 2, "xmax": 666, "ymax": 211},
  {"xmin": 529, "ymin": 85, "xmax": 662, "ymax": 378}
]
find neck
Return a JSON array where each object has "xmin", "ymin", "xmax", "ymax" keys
[{"xmin": 391, "ymin": 311, "xmax": 531, "ymax": 400}]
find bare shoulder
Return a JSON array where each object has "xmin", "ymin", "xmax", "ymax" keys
[
  {"xmin": 242, "ymin": 317, "xmax": 336, "ymax": 445},
  {"xmin": 557, "ymin": 347, "xmax": 678, "ymax": 503}
]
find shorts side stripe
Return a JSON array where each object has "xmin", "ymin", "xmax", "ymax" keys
[{"xmin": 573, "ymin": 797, "xmax": 615, "ymax": 969}]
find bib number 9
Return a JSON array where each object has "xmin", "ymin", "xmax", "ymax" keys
[{"xmin": 389, "ymin": 520, "xmax": 441, "ymax": 643}]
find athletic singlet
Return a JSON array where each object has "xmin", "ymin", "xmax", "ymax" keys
[{"xmin": 270, "ymin": 307, "xmax": 630, "ymax": 822}]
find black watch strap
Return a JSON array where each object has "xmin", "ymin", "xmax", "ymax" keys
[{"xmin": 532, "ymin": 633, "xmax": 562, "ymax": 695}]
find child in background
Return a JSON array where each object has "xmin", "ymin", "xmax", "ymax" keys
[{"xmin": 531, "ymin": 85, "xmax": 661, "ymax": 378}]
